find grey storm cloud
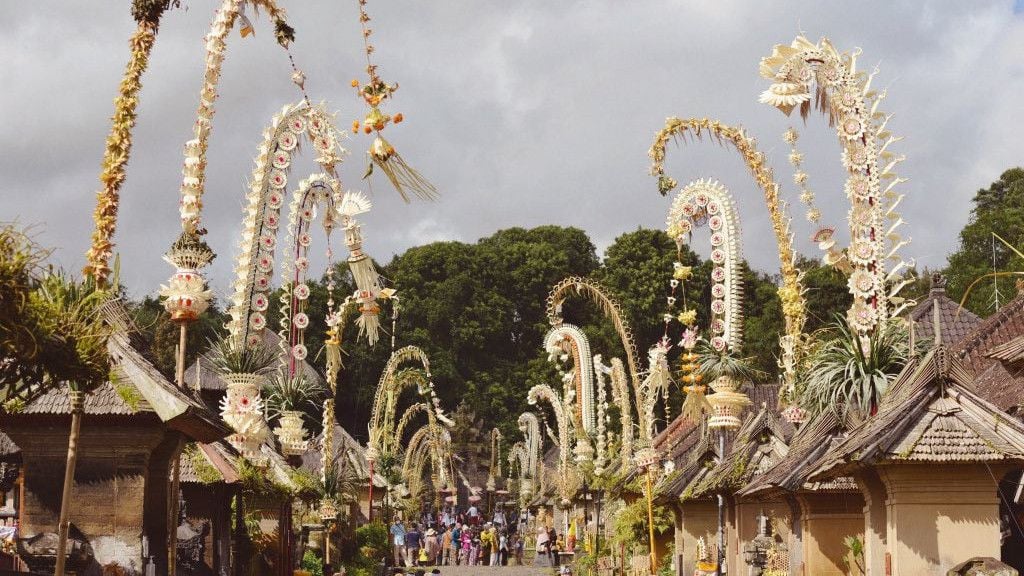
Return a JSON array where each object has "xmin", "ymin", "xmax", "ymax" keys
[{"xmin": 2, "ymin": 1, "xmax": 1022, "ymax": 300}]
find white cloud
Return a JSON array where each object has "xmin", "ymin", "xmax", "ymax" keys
[{"xmin": 2, "ymin": 0, "xmax": 1022, "ymax": 297}]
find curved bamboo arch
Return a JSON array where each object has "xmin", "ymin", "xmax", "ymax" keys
[
  {"xmin": 546, "ymin": 277, "xmax": 641, "ymax": 386},
  {"xmin": 226, "ymin": 102, "xmax": 346, "ymax": 346},
  {"xmin": 275, "ymin": 174, "xmax": 342, "ymax": 372},
  {"xmin": 518, "ymin": 412, "xmax": 541, "ymax": 481},
  {"xmin": 649, "ymin": 117, "xmax": 806, "ymax": 348},
  {"xmin": 667, "ymin": 179, "xmax": 745, "ymax": 353},
  {"xmin": 394, "ymin": 402, "xmax": 429, "ymax": 448},
  {"xmin": 595, "ymin": 355, "xmax": 634, "ymax": 462},
  {"xmin": 527, "ymin": 385, "xmax": 572, "ymax": 474},
  {"xmin": 544, "ymin": 324, "xmax": 596, "ymax": 434},
  {"xmin": 489, "ymin": 428, "xmax": 503, "ymax": 481},
  {"xmin": 758, "ymin": 35, "xmax": 908, "ymax": 336},
  {"xmin": 402, "ymin": 426, "xmax": 436, "ymax": 499},
  {"xmin": 178, "ymin": 0, "xmax": 301, "ymax": 234},
  {"xmin": 368, "ymin": 346, "xmax": 448, "ymax": 460}
]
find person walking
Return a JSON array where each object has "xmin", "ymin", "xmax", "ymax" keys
[
  {"xmin": 479, "ymin": 523, "xmax": 495, "ymax": 566},
  {"xmin": 390, "ymin": 519, "xmax": 407, "ymax": 567},
  {"xmin": 547, "ymin": 527, "xmax": 559, "ymax": 567},
  {"xmin": 534, "ymin": 525, "xmax": 550, "ymax": 567},
  {"xmin": 498, "ymin": 529, "xmax": 509, "ymax": 566},
  {"xmin": 405, "ymin": 523, "xmax": 423, "ymax": 566},
  {"xmin": 424, "ymin": 527, "xmax": 439, "ymax": 565},
  {"xmin": 459, "ymin": 525, "xmax": 472, "ymax": 566},
  {"xmin": 468, "ymin": 530, "xmax": 481, "ymax": 566},
  {"xmin": 440, "ymin": 525, "xmax": 453, "ymax": 566}
]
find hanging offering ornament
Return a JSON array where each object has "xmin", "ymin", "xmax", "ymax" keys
[
  {"xmin": 160, "ymin": 230, "xmax": 215, "ymax": 324},
  {"xmin": 351, "ymin": 0, "xmax": 437, "ymax": 201},
  {"xmin": 758, "ymin": 35, "xmax": 912, "ymax": 337},
  {"xmin": 338, "ymin": 189, "xmax": 392, "ymax": 346}
]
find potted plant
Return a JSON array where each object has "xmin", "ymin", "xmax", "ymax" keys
[
  {"xmin": 265, "ymin": 371, "xmax": 326, "ymax": 455},
  {"xmin": 204, "ymin": 334, "xmax": 277, "ymax": 459},
  {"xmin": 695, "ymin": 340, "xmax": 761, "ymax": 431}
]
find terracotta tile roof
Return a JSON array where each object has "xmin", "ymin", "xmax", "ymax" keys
[
  {"xmin": 908, "ymin": 275, "xmax": 981, "ymax": 345},
  {"xmin": 956, "ymin": 290, "xmax": 1024, "ymax": 410},
  {"xmin": 809, "ymin": 344, "xmax": 1024, "ymax": 482}
]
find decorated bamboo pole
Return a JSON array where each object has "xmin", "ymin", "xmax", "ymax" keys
[
  {"xmin": 646, "ymin": 466, "xmax": 657, "ymax": 575},
  {"xmin": 84, "ymin": 0, "xmax": 176, "ymax": 285}
]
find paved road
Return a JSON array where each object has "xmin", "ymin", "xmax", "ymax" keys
[{"xmin": 427, "ymin": 567, "xmax": 555, "ymax": 576}]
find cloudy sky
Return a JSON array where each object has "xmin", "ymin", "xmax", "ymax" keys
[{"xmin": 3, "ymin": 1, "xmax": 1022, "ymax": 298}]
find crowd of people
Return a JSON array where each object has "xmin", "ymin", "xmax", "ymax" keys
[{"xmin": 386, "ymin": 503, "xmax": 569, "ymax": 569}]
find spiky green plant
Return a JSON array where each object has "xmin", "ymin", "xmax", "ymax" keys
[
  {"xmin": 28, "ymin": 272, "xmax": 114, "ymax": 392},
  {"xmin": 318, "ymin": 453, "xmax": 360, "ymax": 505},
  {"xmin": 694, "ymin": 340, "xmax": 764, "ymax": 383},
  {"xmin": 263, "ymin": 371, "xmax": 326, "ymax": 420},
  {"xmin": 798, "ymin": 316, "xmax": 913, "ymax": 418},
  {"xmin": 203, "ymin": 334, "xmax": 276, "ymax": 376}
]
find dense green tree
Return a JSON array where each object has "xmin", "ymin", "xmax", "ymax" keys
[
  {"xmin": 945, "ymin": 168, "xmax": 1024, "ymax": 315},
  {"xmin": 129, "ymin": 296, "xmax": 227, "ymax": 379}
]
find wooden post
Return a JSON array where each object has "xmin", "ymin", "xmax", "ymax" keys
[
  {"xmin": 53, "ymin": 390, "xmax": 84, "ymax": 576},
  {"xmin": 646, "ymin": 467, "xmax": 656, "ymax": 575}
]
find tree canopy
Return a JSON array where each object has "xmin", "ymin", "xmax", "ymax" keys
[{"xmin": 945, "ymin": 168, "xmax": 1024, "ymax": 315}]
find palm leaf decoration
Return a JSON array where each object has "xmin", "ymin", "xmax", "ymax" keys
[
  {"xmin": 203, "ymin": 334, "xmax": 277, "ymax": 376},
  {"xmin": 263, "ymin": 371, "xmax": 326, "ymax": 420},
  {"xmin": 694, "ymin": 340, "xmax": 764, "ymax": 383},
  {"xmin": 797, "ymin": 316, "xmax": 914, "ymax": 419}
]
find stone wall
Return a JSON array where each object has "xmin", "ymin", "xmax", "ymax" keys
[{"xmin": 4, "ymin": 416, "xmax": 169, "ymax": 575}]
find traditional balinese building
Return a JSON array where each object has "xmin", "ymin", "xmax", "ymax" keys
[
  {"xmin": 0, "ymin": 331, "xmax": 228, "ymax": 575},
  {"xmin": 731, "ymin": 274, "xmax": 986, "ymax": 576},
  {"xmin": 737, "ymin": 411, "xmax": 862, "ymax": 575},
  {"xmin": 177, "ymin": 440, "xmax": 241, "ymax": 576},
  {"xmin": 654, "ymin": 385, "xmax": 793, "ymax": 575},
  {"xmin": 809, "ymin": 331, "xmax": 1024, "ymax": 575}
]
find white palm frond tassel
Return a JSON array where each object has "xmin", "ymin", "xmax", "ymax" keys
[{"xmin": 339, "ymin": 190, "xmax": 383, "ymax": 345}]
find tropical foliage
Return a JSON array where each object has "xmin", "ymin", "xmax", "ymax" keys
[
  {"xmin": 204, "ymin": 334, "xmax": 277, "ymax": 376},
  {"xmin": 264, "ymin": 372, "xmax": 327, "ymax": 420},
  {"xmin": 1, "ymin": 224, "xmax": 114, "ymax": 398},
  {"xmin": 946, "ymin": 168, "xmax": 1024, "ymax": 315},
  {"xmin": 797, "ymin": 316, "xmax": 915, "ymax": 418}
]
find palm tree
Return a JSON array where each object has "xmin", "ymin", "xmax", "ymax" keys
[
  {"xmin": 32, "ymin": 274, "xmax": 114, "ymax": 576},
  {"xmin": 83, "ymin": 0, "xmax": 179, "ymax": 285}
]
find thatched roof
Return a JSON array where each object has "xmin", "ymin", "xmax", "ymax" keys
[
  {"xmin": 809, "ymin": 344, "xmax": 1024, "ymax": 482},
  {"xmin": 180, "ymin": 441, "xmax": 241, "ymax": 485},
  {"xmin": 3, "ymin": 332, "xmax": 228, "ymax": 443}
]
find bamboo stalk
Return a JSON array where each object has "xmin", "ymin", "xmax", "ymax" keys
[{"xmin": 54, "ymin": 390, "xmax": 84, "ymax": 576}]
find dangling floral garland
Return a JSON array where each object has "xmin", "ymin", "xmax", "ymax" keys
[
  {"xmin": 85, "ymin": 0, "xmax": 177, "ymax": 284},
  {"xmin": 350, "ymin": 0, "xmax": 437, "ymax": 201},
  {"xmin": 783, "ymin": 127, "xmax": 851, "ymax": 273},
  {"xmin": 758, "ymin": 35, "xmax": 910, "ymax": 336}
]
